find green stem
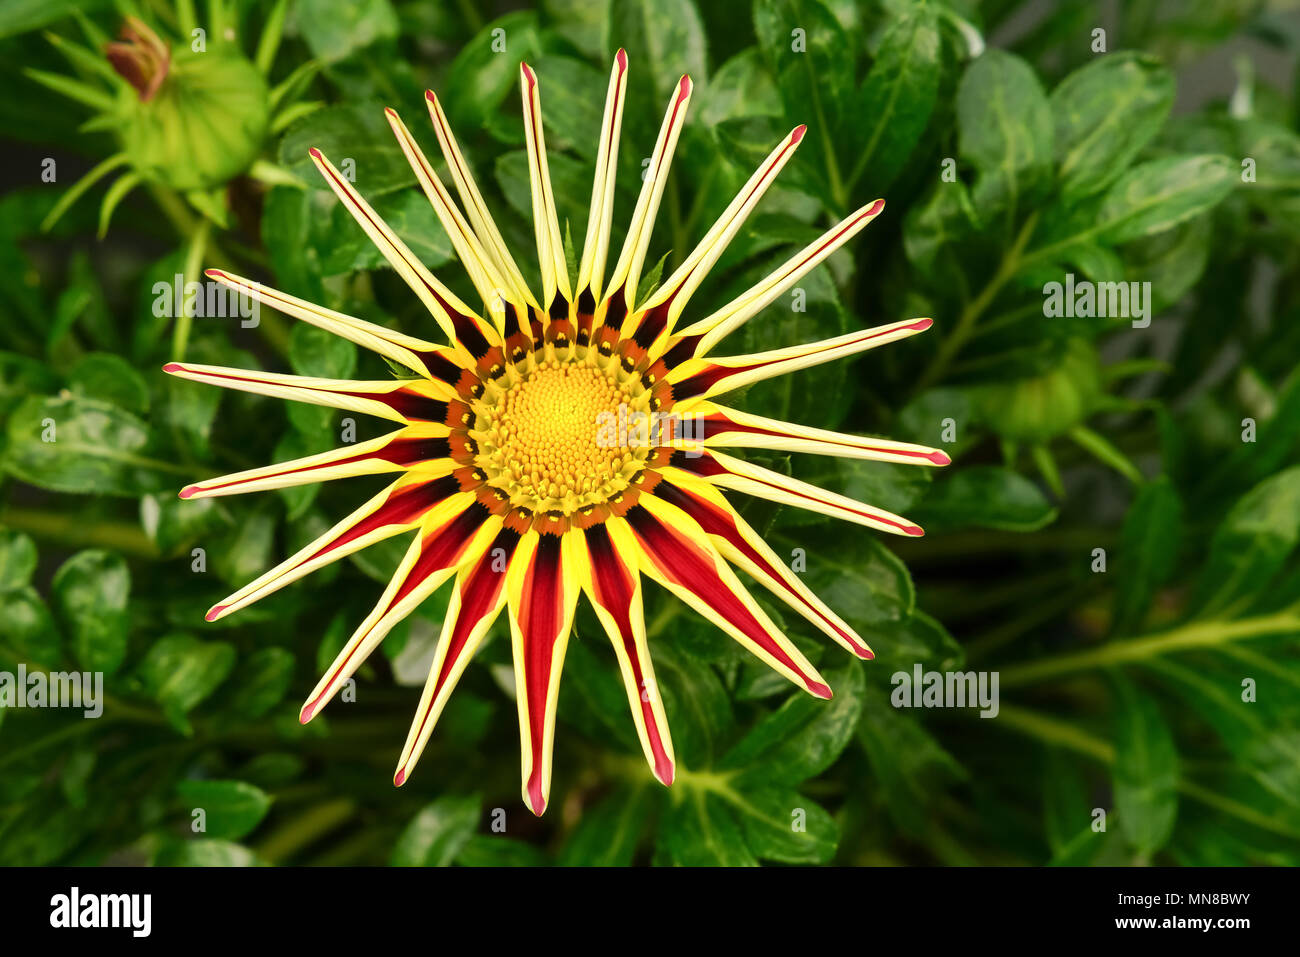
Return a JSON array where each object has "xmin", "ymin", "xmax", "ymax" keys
[
  {"xmin": 998, "ymin": 611, "xmax": 1300, "ymax": 688},
  {"xmin": 173, "ymin": 217, "xmax": 211, "ymax": 360},
  {"xmin": 253, "ymin": 799, "xmax": 356, "ymax": 864},
  {"xmin": 916, "ymin": 211, "xmax": 1039, "ymax": 393},
  {"xmin": 0, "ymin": 504, "xmax": 158, "ymax": 557}
]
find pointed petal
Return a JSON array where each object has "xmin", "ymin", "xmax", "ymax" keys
[
  {"xmin": 603, "ymin": 75, "xmax": 693, "ymax": 314},
  {"xmin": 203, "ymin": 268, "xmax": 447, "ymax": 379},
  {"xmin": 300, "ymin": 505, "xmax": 499, "ymax": 723},
  {"xmin": 180, "ymin": 426, "xmax": 451, "ymax": 500},
  {"xmin": 693, "ymin": 403, "xmax": 951, "ymax": 466},
  {"xmin": 425, "ymin": 90, "xmax": 538, "ymax": 308},
  {"xmin": 575, "ymin": 48, "xmax": 628, "ymax": 306},
  {"xmin": 633, "ymin": 125, "xmax": 807, "ymax": 349},
  {"xmin": 206, "ymin": 476, "xmax": 467, "ymax": 621},
  {"xmin": 678, "ymin": 198, "xmax": 887, "ymax": 354},
  {"xmin": 520, "ymin": 63, "xmax": 572, "ymax": 309},
  {"xmin": 577, "ymin": 519, "xmax": 675, "ymax": 785},
  {"xmin": 393, "ymin": 526, "xmax": 522, "ymax": 785},
  {"xmin": 673, "ymin": 449, "xmax": 925, "ymax": 538},
  {"xmin": 162, "ymin": 361, "xmax": 455, "ymax": 424},
  {"xmin": 308, "ymin": 146, "xmax": 499, "ymax": 355},
  {"xmin": 627, "ymin": 497, "xmax": 832, "ymax": 698},
  {"xmin": 666, "ymin": 317, "xmax": 932, "ymax": 403},
  {"xmin": 385, "ymin": 107, "xmax": 519, "ymax": 321},
  {"xmin": 506, "ymin": 530, "xmax": 581, "ymax": 816},
  {"xmin": 653, "ymin": 471, "xmax": 872, "ymax": 659}
]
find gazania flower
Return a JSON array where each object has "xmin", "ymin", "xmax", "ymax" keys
[{"xmin": 165, "ymin": 52, "xmax": 948, "ymax": 815}]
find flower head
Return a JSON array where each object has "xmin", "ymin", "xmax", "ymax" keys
[{"xmin": 165, "ymin": 52, "xmax": 948, "ymax": 815}]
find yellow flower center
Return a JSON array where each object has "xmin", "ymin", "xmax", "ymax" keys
[{"xmin": 474, "ymin": 358, "xmax": 651, "ymax": 513}]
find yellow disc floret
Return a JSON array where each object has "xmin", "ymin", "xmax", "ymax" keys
[{"xmin": 474, "ymin": 357, "xmax": 652, "ymax": 513}]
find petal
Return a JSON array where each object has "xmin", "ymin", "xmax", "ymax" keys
[
  {"xmin": 676, "ymin": 198, "xmax": 887, "ymax": 354},
  {"xmin": 666, "ymin": 317, "xmax": 933, "ymax": 404},
  {"xmin": 300, "ymin": 505, "xmax": 500, "ymax": 723},
  {"xmin": 203, "ymin": 268, "xmax": 448, "ymax": 380},
  {"xmin": 308, "ymin": 146, "xmax": 500, "ymax": 358},
  {"xmin": 425, "ymin": 90, "xmax": 538, "ymax": 308},
  {"xmin": 520, "ymin": 62, "xmax": 572, "ymax": 309},
  {"xmin": 393, "ymin": 526, "xmax": 522, "ymax": 786},
  {"xmin": 693, "ymin": 402, "xmax": 951, "ymax": 466},
  {"xmin": 672, "ymin": 448, "xmax": 925, "ymax": 537},
  {"xmin": 575, "ymin": 48, "xmax": 628, "ymax": 307},
  {"xmin": 631, "ymin": 124, "xmax": 807, "ymax": 351},
  {"xmin": 505, "ymin": 530, "xmax": 582, "ymax": 816},
  {"xmin": 602, "ymin": 74, "xmax": 693, "ymax": 317},
  {"xmin": 386, "ymin": 106, "xmax": 523, "ymax": 320},
  {"xmin": 162, "ymin": 361, "xmax": 455, "ymax": 424},
  {"xmin": 626, "ymin": 497, "xmax": 832, "ymax": 699},
  {"xmin": 576, "ymin": 519, "xmax": 675, "ymax": 785},
  {"xmin": 652, "ymin": 471, "xmax": 872, "ymax": 659},
  {"xmin": 179, "ymin": 425, "xmax": 451, "ymax": 500},
  {"xmin": 205, "ymin": 475, "xmax": 467, "ymax": 621}
]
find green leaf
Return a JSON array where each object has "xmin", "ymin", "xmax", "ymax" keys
[
  {"xmin": 296, "ymin": 0, "xmax": 399, "ymax": 62},
  {"xmin": 956, "ymin": 50, "xmax": 1053, "ymax": 224},
  {"xmin": 390, "ymin": 794, "xmax": 481, "ymax": 866},
  {"xmin": 1195, "ymin": 466, "xmax": 1300, "ymax": 615},
  {"xmin": 279, "ymin": 102, "xmax": 417, "ymax": 196},
  {"xmin": 697, "ymin": 48, "xmax": 782, "ymax": 126},
  {"xmin": 652, "ymin": 642, "xmax": 734, "ymax": 768},
  {"xmin": 225, "ymin": 648, "xmax": 296, "ymax": 719},
  {"xmin": 558, "ymin": 787, "xmax": 655, "ymax": 866},
  {"xmin": 135, "ymin": 633, "xmax": 237, "ymax": 733},
  {"xmin": 728, "ymin": 787, "xmax": 838, "ymax": 864},
  {"xmin": 1050, "ymin": 53, "xmax": 1175, "ymax": 203},
  {"xmin": 754, "ymin": 0, "xmax": 851, "ymax": 205},
  {"xmin": 176, "ymin": 780, "xmax": 273, "ymax": 840},
  {"xmin": 788, "ymin": 533, "xmax": 915, "ymax": 631},
  {"xmin": 0, "ymin": 587, "xmax": 61, "ymax": 666},
  {"xmin": 444, "ymin": 13, "xmax": 544, "ymax": 131},
  {"xmin": 157, "ymin": 839, "xmax": 265, "ymax": 867},
  {"xmin": 612, "ymin": 0, "xmax": 708, "ymax": 140},
  {"xmin": 51, "ymin": 550, "xmax": 130, "ymax": 676},
  {"xmin": 0, "ymin": 529, "xmax": 37, "ymax": 591},
  {"xmin": 1, "ymin": 394, "xmax": 173, "ymax": 496},
  {"xmin": 720, "ymin": 664, "xmax": 865, "ymax": 786},
  {"xmin": 858, "ymin": 697, "xmax": 966, "ymax": 837},
  {"xmin": 67, "ymin": 353, "xmax": 150, "ymax": 414},
  {"xmin": 287, "ymin": 321, "xmax": 357, "ymax": 434},
  {"xmin": 1096, "ymin": 154, "xmax": 1236, "ymax": 244},
  {"xmin": 0, "ymin": 0, "xmax": 109, "ymax": 39},
  {"xmin": 1112, "ymin": 680, "xmax": 1179, "ymax": 857},
  {"xmin": 1112, "ymin": 477, "xmax": 1183, "ymax": 635},
  {"xmin": 913, "ymin": 466, "xmax": 1058, "ymax": 533},
  {"xmin": 851, "ymin": 4, "xmax": 941, "ymax": 193},
  {"xmin": 657, "ymin": 792, "xmax": 757, "ymax": 866},
  {"xmin": 456, "ymin": 834, "xmax": 549, "ymax": 867}
]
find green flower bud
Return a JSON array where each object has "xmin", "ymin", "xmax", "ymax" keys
[
  {"xmin": 109, "ymin": 18, "xmax": 269, "ymax": 192},
  {"xmin": 976, "ymin": 339, "xmax": 1103, "ymax": 442}
]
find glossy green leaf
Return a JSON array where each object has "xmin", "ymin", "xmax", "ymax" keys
[
  {"xmin": 390, "ymin": 794, "xmax": 482, "ymax": 866},
  {"xmin": 1112, "ymin": 681, "xmax": 1179, "ymax": 856},
  {"xmin": 176, "ymin": 779, "xmax": 274, "ymax": 840},
  {"xmin": 913, "ymin": 466, "xmax": 1058, "ymax": 533},
  {"xmin": 51, "ymin": 550, "xmax": 130, "ymax": 675}
]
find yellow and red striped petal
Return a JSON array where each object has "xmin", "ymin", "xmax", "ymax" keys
[
  {"xmin": 300, "ymin": 505, "xmax": 500, "ymax": 723},
  {"xmin": 575, "ymin": 49, "xmax": 628, "ymax": 308},
  {"xmin": 652, "ymin": 470, "xmax": 872, "ymax": 659},
  {"xmin": 632, "ymin": 124, "xmax": 807, "ymax": 351},
  {"xmin": 603, "ymin": 75, "xmax": 693, "ymax": 315},
  {"xmin": 672, "ymin": 449, "xmax": 925, "ymax": 538},
  {"xmin": 206, "ymin": 476, "xmax": 467, "ymax": 622},
  {"xmin": 179, "ymin": 425, "xmax": 450, "ymax": 500},
  {"xmin": 385, "ymin": 107, "xmax": 519, "ymax": 319},
  {"xmin": 162, "ymin": 361, "xmax": 456, "ymax": 424},
  {"xmin": 425, "ymin": 90, "xmax": 538, "ymax": 308},
  {"xmin": 677, "ymin": 198, "xmax": 887, "ymax": 354},
  {"xmin": 393, "ymin": 526, "xmax": 522, "ymax": 786},
  {"xmin": 520, "ymin": 62, "xmax": 572, "ymax": 310},
  {"xmin": 308, "ymin": 146, "xmax": 500, "ymax": 356},
  {"xmin": 505, "ymin": 530, "xmax": 582, "ymax": 816},
  {"xmin": 204, "ymin": 268, "xmax": 450, "ymax": 380},
  {"xmin": 576, "ymin": 519, "xmax": 675, "ymax": 785},
  {"xmin": 666, "ymin": 317, "xmax": 932, "ymax": 404},
  {"xmin": 627, "ymin": 495, "xmax": 832, "ymax": 699},
  {"xmin": 693, "ymin": 402, "xmax": 951, "ymax": 467}
]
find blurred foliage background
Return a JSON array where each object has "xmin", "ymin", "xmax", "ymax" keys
[{"xmin": 2, "ymin": 0, "xmax": 1299, "ymax": 867}]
